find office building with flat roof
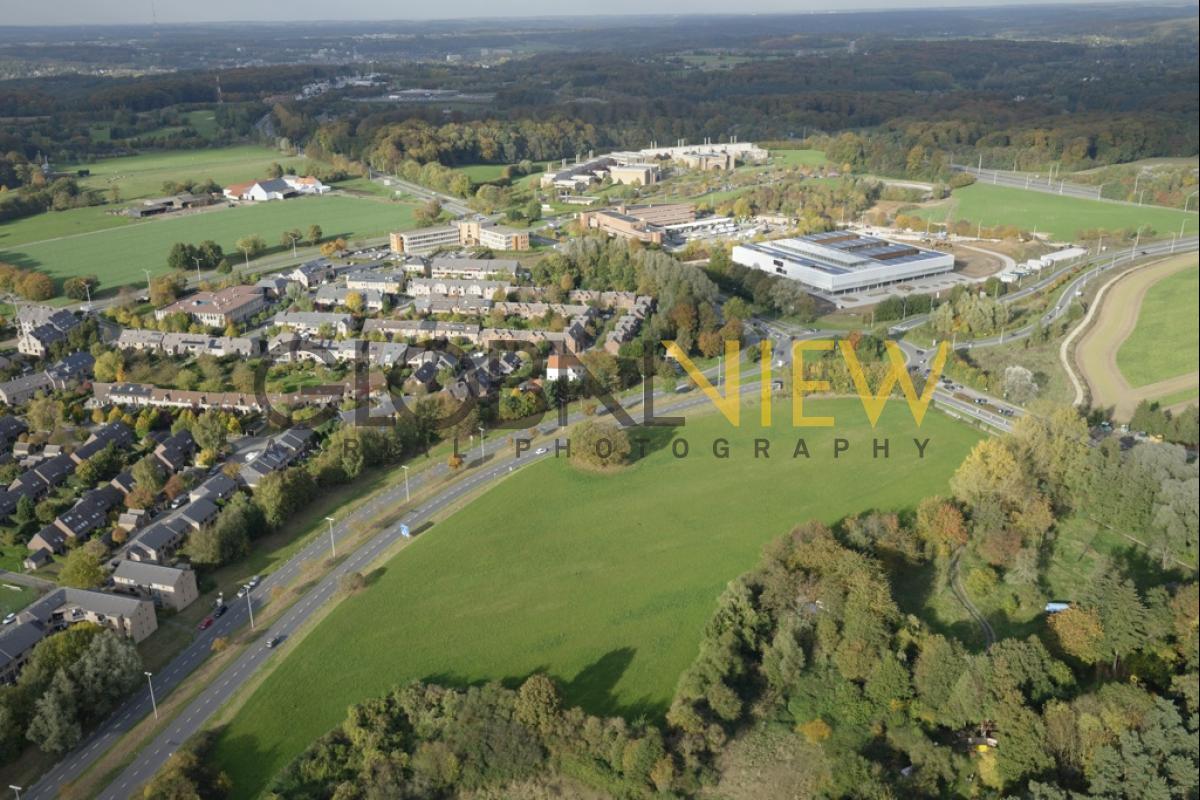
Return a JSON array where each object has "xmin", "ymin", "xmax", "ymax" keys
[{"xmin": 732, "ymin": 231, "xmax": 955, "ymax": 295}]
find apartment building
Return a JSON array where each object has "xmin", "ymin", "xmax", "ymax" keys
[
  {"xmin": 407, "ymin": 277, "xmax": 510, "ymax": 299},
  {"xmin": 390, "ymin": 225, "xmax": 462, "ymax": 255},
  {"xmin": 456, "ymin": 221, "xmax": 531, "ymax": 252},
  {"xmin": 154, "ymin": 285, "xmax": 268, "ymax": 327}
]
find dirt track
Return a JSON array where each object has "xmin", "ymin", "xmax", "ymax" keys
[{"xmin": 1075, "ymin": 254, "xmax": 1199, "ymax": 419}]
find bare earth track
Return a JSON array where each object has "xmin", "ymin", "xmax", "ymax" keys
[{"xmin": 1073, "ymin": 254, "xmax": 1199, "ymax": 418}]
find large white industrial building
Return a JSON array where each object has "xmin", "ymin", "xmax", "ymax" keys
[{"xmin": 732, "ymin": 231, "xmax": 955, "ymax": 294}]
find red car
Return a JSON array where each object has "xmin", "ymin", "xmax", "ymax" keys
[{"xmin": 198, "ymin": 616, "xmax": 214, "ymax": 631}]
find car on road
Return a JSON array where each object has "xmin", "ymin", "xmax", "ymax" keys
[
  {"xmin": 2, "ymin": 613, "xmax": 16, "ymax": 625},
  {"xmin": 248, "ymin": 575, "xmax": 261, "ymax": 588},
  {"xmin": 236, "ymin": 586, "xmax": 248, "ymax": 598},
  {"xmin": 974, "ymin": 397, "xmax": 988, "ymax": 405},
  {"xmin": 198, "ymin": 616, "xmax": 214, "ymax": 631},
  {"xmin": 213, "ymin": 604, "xmax": 228, "ymax": 618},
  {"xmin": 265, "ymin": 636, "xmax": 283, "ymax": 649},
  {"xmin": 534, "ymin": 447, "xmax": 548, "ymax": 455}
]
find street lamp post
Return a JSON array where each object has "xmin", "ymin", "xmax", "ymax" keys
[
  {"xmin": 145, "ymin": 671, "xmax": 158, "ymax": 720},
  {"xmin": 288, "ymin": 234, "xmax": 300, "ymax": 258},
  {"xmin": 8, "ymin": 786, "xmax": 21, "ymax": 800},
  {"xmin": 193, "ymin": 256, "xmax": 203, "ymax": 284},
  {"xmin": 246, "ymin": 588, "xmax": 256, "ymax": 629},
  {"xmin": 325, "ymin": 516, "xmax": 336, "ymax": 558},
  {"xmin": 478, "ymin": 426, "xmax": 486, "ymax": 466},
  {"xmin": 401, "ymin": 465, "xmax": 410, "ymax": 502}
]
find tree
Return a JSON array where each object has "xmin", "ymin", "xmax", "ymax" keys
[
  {"xmin": 59, "ymin": 547, "xmax": 106, "ymax": 589},
  {"xmin": 25, "ymin": 669, "xmax": 80, "ymax": 754},
  {"xmin": 93, "ymin": 350, "xmax": 124, "ymax": 382},
  {"xmin": 1049, "ymin": 607, "xmax": 1106, "ymax": 664},
  {"xmin": 26, "ymin": 393, "xmax": 61, "ymax": 432},
  {"xmin": 915, "ymin": 496, "xmax": 968, "ymax": 556},
  {"xmin": 254, "ymin": 467, "xmax": 315, "ymax": 529},
  {"xmin": 18, "ymin": 271, "xmax": 54, "ymax": 300},
  {"xmin": 569, "ymin": 418, "xmax": 631, "ymax": 469},
  {"xmin": 306, "ymin": 224, "xmax": 323, "ymax": 246},
  {"xmin": 191, "ymin": 411, "xmax": 227, "ymax": 453},
  {"xmin": 149, "ymin": 272, "xmax": 186, "ymax": 307},
  {"xmin": 414, "ymin": 198, "xmax": 443, "ymax": 227},
  {"xmin": 63, "ymin": 275, "xmax": 99, "ymax": 301},
  {"xmin": 132, "ymin": 454, "xmax": 165, "ymax": 494},
  {"xmin": 235, "ymin": 234, "xmax": 266, "ymax": 266},
  {"xmin": 139, "ymin": 733, "xmax": 232, "ymax": 799},
  {"xmin": 343, "ymin": 290, "xmax": 364, "ymax": 313}
]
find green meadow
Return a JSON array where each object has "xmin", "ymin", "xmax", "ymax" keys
[
  {"xmin": 75, "ymin": 145, "xmax": 308, "ymax": 201},
  {"xmin": 918, "ymin": 182, "xmax": 1198, "ymax": 241},
  {"xmin": 211, "ymin": 398, "xmax": 979, "ymax": 798},
  {"xmin": 0, "ymin": 195, "xmax": 417, "ymax": 291}
]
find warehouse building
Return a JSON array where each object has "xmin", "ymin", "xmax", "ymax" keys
[{"xmin": 732, "ymin": 231, "xmax": 954, "ymax": 295}]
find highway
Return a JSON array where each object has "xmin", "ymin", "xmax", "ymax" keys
[
  {"xmin": 26, "ymin": 367, "xmax": 730, "ymax": 800},
  {"xmin": 951, "ymin": 164, "xmax": 1104, "ymax": 202}
]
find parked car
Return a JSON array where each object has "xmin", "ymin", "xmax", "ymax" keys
[
  {"xmin": 213, "ymin": 604, "xmax": 228, "ymax": 618},
  {"xmin": 2, "ymin": 613, "xmax": 16, "ymax": 625}
]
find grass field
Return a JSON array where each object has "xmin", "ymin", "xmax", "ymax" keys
[
  {"xmin": 457, "ymin": 163, "xmax": 511, "ymax": 183},
  {"xmin": 1076, "ymin": 254, "xmax": 1199, "ymax": 418},
  {"xmin": 917, "ymin": 182, "xmax": 1199, "ymax": 241},
  {"xmin": 75, "ymin": 145, "xmax": 308, "ymax": 201},
  {"xmin": 1116, "ymin": 264, "xmax": 1199, "ymax": 387},
  {"xmin": 768, "ymin": 149, "xmax": 827, "ymax": 167},
  {"xmin": 211, "ymin": 398, "xmax": 980, "ymax": 797},
  {"xmin": 0, "ymin": 195, "xmax": 417, "ymax": 291},
  {"xmin": 0, "ymin": 583, "xmax": 38, "ymax": 616}
]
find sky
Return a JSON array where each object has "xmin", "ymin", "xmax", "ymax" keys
[{"xmin": 4, "ymin": 0, "xmax": 1147, "ymax": 26}]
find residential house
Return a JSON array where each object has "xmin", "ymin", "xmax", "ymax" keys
[
  {"xmin": 407, "ymin": 277, "xmax": 510, "ymax": 299},
  {"xmin": 16, "ymin": 307, "xmax": 81, "ymax": 358},
  {"xmin": 345, "ymin": 269, "xmax": 405, "ymax": 295},
  {"xmin": 237, "ymin": 427, "xmax": 314, "ymax": 488},
  {"xmin": 273, "ymin": 311, "xmax": 355, "ymax": 337},
  {"xmin": 70, "ymin": 422, "xmax": 133, "ymax": 464},
  {"xmin": 546, "ymin": 352, "xmax": 584, "ymax": 381},
  {"xmin": 314, "ymin": 285, "xmax": 385, "ymax": 312},
  {"xmin": 153, "ymin": 430, "xmax": 196, "ymax": 473},
  {"xmin": 189, "ymin": 473, "xmax": 238, "ymax": 504},
  {"xmin": 0, "ymin": 352, "xmax": 94, "ymax": 406},
  {"xmin": 112, "ymin": 561, "xmax": 199, "ymax": 611},
  {"xmin": 288, "ymin": 259, "xmax": 334, "ymax": 289},
  {"xmin": 177, "ymin": 497, "xmax": 219, "ymax": 530},
  {"xmin": 126, "ymin": 517, "xmax": 192, "ymax": 563},
  {"xmin": 281, "ymin": 175, "xmax": 330, "ymax": 194}
]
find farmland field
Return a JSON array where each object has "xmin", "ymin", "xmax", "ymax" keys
[
  {"xmin": 917, "ymin": 182, "xmax": 1198, "ymax": 241},
  {"xmin": 211, "ymin": 398, "xmax": 979, "ymax": 798},
  {"xmin": 74, "ymin": 145, "xmax": 309, "ymax": 200},
  {"xmin": 0, "ymin": 195, "xmax": 418, "ymax": 291}
]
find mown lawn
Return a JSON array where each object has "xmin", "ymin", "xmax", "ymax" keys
[
  {"xmin": 916, "ymin": 182, "xmax": 1198, "ymax": 242},
  {"xmin": 0, "ymin": 583, "xmax": 38, "ymax": 616},
  {"xmin": 212, "ymin": 398, "xmax": 980, "ymax": 798},
  {"xmin": 1116, "ymin": 262, "xmax": 1199, "ymax": 387},
  {"xmin": 0, "ymin": 195, "xmax": 417, "ymax": 292}
]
